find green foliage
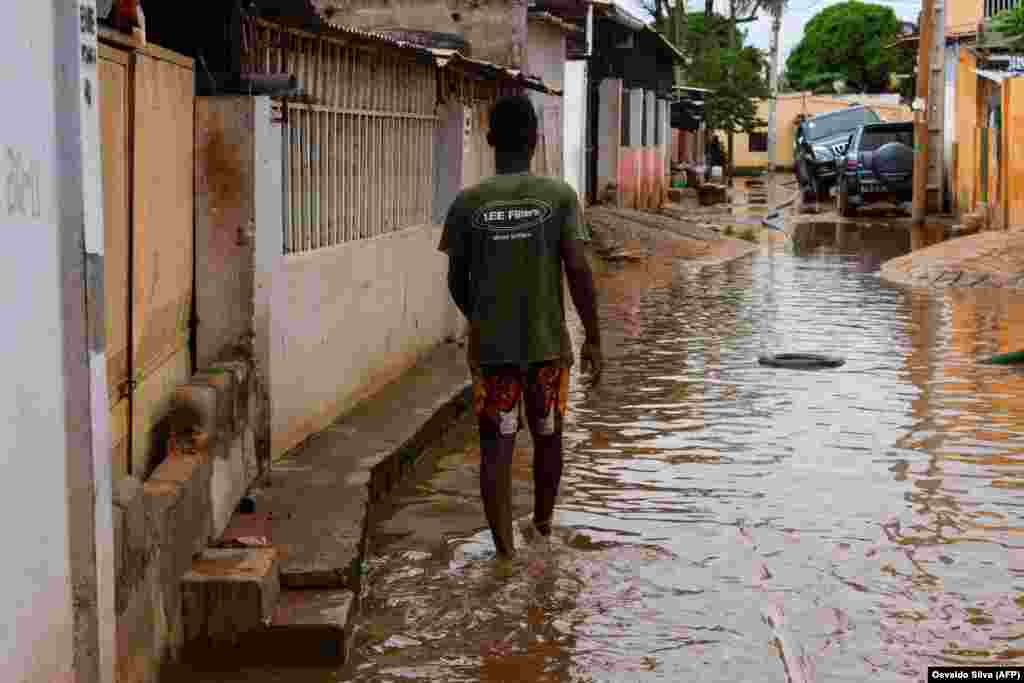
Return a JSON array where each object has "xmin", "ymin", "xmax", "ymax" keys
[
  {"xmin": 674, "ymin": 12, "xmax": 771, "ymax": 135},
  {"xmin": 785, "ymin": 1, "xmax": 913, "ymax": 94},
  {"xmin": 991, "ymin": 4, "xmax": 1024, "ymax": 41},
  {"xmin": 397, "ymin": 446, "xmax": 420, "ymax": 466}
]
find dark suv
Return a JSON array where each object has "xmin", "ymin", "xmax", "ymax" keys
[
  {"xmin": 836, "ymin": 122, "xmax": 914, "ymax": 217},
  {"xmin": 794, "ymin": 105, "xmax": 882, "ymax": 202}
]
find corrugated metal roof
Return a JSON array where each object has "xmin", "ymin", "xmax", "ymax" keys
[
  {"xmin": 588, "ymin": 0, "xmax": 686, "ymax": 63},
  {"xmin": 253, "ymin": 3, "xmax": 563, "ymax": 96},
  {"xmin": 319, "ymin": 21, "xmax": 563, "ymax": 95}
]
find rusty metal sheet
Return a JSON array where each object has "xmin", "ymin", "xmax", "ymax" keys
[{"xmin": 131, "ymin": 52, "xmax": 195, "ymax": 380}]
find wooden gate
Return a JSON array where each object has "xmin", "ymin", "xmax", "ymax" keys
[{"xmin": 99, "ymin": 35, "xmax": 195, "ymax": 478}]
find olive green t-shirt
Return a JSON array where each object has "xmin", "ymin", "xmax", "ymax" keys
[{"xmin": 439, "ymin": 172, "xmax": 587, "ymax": 369}]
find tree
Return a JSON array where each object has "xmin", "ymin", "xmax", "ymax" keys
[
  {"xmin": 785, "ymin": 1, "xmax": 913, "ymax": 94},
  {"xmin": 990, "ymin": 4, "xmax": 1024, "ymax": 44},
  {"xmin": 678, "ymin": 12, "xmax": 770, "ymax": 170},
  {"xmin": 643, "ymin": 4, "xmax": 770, "ymax": 175}
]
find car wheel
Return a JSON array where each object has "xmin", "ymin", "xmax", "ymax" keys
[
  {"xmin": 798, "ymin": 163, "xmax": 815, "ymax": 202},
  {"xmin": 838, "ymin": 179, "xmax": 856, "ymax": 217},
  {"xmin": 812, "ymin": 176, "xmax": 829, "ymax": 204}
]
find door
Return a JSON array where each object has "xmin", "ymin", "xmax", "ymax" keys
[
  {"xmin": 99, "ymin": 44, "xmax": 133, "ymax": 479},
  {"xmin": 99, "ymin": 40, "xmax": 195, "ymax": 478}
]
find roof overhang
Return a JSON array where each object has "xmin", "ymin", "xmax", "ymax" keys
[
  {"xmin": 527, "ymin": 10, "xmax": 582, "ymax": 34},
  {"xmin": 884, "ymin": 33, "xmax": 919, "ymax": 50},
  {"xmin": 249, "ymin": 4, "xmax": 563, "ymax": 96},
  {"xmin": 589, "ymin": 0, "xmax": 686, "ymax": 63}
]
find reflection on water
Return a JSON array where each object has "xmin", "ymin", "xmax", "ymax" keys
[{"xmin": 346, "ymin": 223, "xmax": 1024, "ymax": 683}]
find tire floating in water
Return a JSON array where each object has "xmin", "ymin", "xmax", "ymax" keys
[{"xmin": 758, "ymin": 353, "xmax": 846, "ymax": 370}]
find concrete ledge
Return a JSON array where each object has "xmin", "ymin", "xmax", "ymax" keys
[
  {"xmin": 114, "ymin": 359, "xmax": 266, "ymax": 683},
  {"xmin": 255, "ymin": 341, "xmax": 471, "ymax": 593},
  {"xmin": 182, "ymin": 548, "xmax": 280, "ymax": 647},
  {"xmin": 212, "ymin": 360, "xmax": 251, "ymax": 433}
]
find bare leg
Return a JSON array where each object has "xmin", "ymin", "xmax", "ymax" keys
[
  {"xmin": 530, "ymin": 431, "xmax": 563, "ymax": 536},
  {"xmin": 526, "ymin": 364, "xmax": 566, "ymax": 537},
  {"xmin": 479, "ymin": 433, "xmax": 517, "ymax": 557}
]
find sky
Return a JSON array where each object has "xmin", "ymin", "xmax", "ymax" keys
[{"xmin": 617, "ymin": 0, "xmax": 922, "ymax": 69}]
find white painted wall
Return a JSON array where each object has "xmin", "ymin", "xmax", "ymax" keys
[
  {"xmin": 563, "ymin": 60, "xmax": 587, "ymax": 200},
  {"xmin": 269, "ymin": 226, "xmax": 461, "ymax": 458},
  {"xmin": 1, "ymin": 3, "xmax": 76, "ymax": 682}
]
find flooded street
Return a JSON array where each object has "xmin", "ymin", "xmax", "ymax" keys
[{"xmin": 346, "ymin": 220, "xmax": 1024, "ymax": 683}]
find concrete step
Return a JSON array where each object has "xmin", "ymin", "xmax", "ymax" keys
[
  {"xmin": 214, "ymin": 509, "xmax": 272, "ymax": 549},
  {"xmin": 174, "ymin": 587, "xmax": 356, "ymax": 670},
  {"xmin": 181, "ymin": 547, "xmax": 280, "ymax": 648},
  {"xmin": 266, "ymin": 589, "xmax": 358, "ymax": 664}
]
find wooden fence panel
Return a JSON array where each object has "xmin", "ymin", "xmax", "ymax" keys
[
  {"xmin": 131, "ymin": 49, "xmax": 195, "ymax": 474},
  {"xmin": 99, "ymin": 45, "xmax": 132, "ymax": 479}
]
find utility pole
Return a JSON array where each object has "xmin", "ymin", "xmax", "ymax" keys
[
  {"xmin": 765, "ymin": 1, "xmax": 784, "ymax": 187},
  {"xmin": 912, "ymin": 0, "xmax": 936, "ymax": 226}
]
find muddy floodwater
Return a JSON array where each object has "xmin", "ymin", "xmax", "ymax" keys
[{"xmin": 345, "ymin": 221, "xmax": 1024, "ymax": 683}]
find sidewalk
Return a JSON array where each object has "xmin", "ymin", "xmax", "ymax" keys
[
  {"xmin": 881, "ymin": 230, "xmax": 1024, "ymax": 289},
  {"xmin": 253, "ymin": 340, "xmax": 471, "ymax": 590}
]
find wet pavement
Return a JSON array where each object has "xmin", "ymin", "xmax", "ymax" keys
[{"xmin": 341, "ymin": 216, "xmax": 1024, "ymax": 682}]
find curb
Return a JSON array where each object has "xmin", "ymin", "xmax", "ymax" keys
[{"xmin": 348, "ymin": 379, "xmax": 472, "ymax": 632}]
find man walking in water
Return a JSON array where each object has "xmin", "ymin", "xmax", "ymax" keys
[{"xmin": 439, "ymin": 95, "xmax": 603, "ymax": 558}]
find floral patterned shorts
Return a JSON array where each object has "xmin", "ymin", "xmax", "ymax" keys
[{"xmin": 473, "ymin": 362, "xmax": 569, "ymax": 438}]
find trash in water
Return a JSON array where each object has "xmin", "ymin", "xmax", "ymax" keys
[{"xmin": 374, "ymin": 634, "xmax": 423, "ymax": 652}]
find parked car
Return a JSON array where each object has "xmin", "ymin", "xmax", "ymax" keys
[
  {"xmin": 836, "ymin": 121, "xmax": 915, "ymax": 217},
  {"xmin": 794, "ymin": 105, "xmax": 882, "ymax": 203}
]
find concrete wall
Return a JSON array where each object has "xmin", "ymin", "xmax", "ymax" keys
[
  {"xmin": 195, "ymin": 97, "xmax": 258, "ymax": 369},
  {"xmin": 563, "ymin": 60, "xmax": 587, "ymax": 200},
  {"xmin": 596, "ymin": 78, "xmax": 622, "ymax": 203},
  {"xmin": 527, "ymin": 18, "xmax": 566, "ymax": 179},
  {"xmin": 112, "ymin": 361, "xmax": 262, "ymax": 683},
  {"xmin": 433, "ymin": 100, "xmax": 466, "ymax": 224},
  {"xmin": 270, "ymin": 226, "xmax": 461, "ymax": 458},
  {"xmin": 672, "ymin": 128, "xmax": 705, "ymax": 166},
  {"xmin": 948, "ymin": 0, "xmax": 982, "ymax": 36},
  {"xmin": 195, "ymin": 95, "xmax": 274, "ymax": 469},
  {"xmin": 728, "ymin": 93, "xmax": 914, "ymax": 170},
  {"xmin": 618, "ymin": 88, "xmax": 644, "ymax": 208},
  {"xmin": 328, "ymin": 0, "xmax": 529, "ymax": 67},
  {"xmin": 111, "ymin": 96, "xmax": 271, "ymax": 683},
  {"xmin": 2, "ymin": 2, "xmax": 120, "ymax": 681}
]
